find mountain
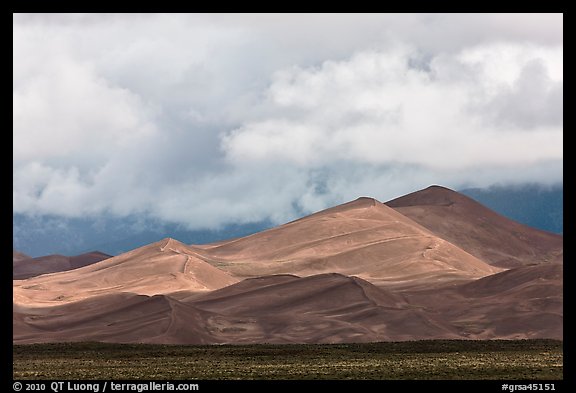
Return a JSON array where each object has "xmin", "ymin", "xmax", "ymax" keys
[
  {"xmin": 460, "ymin": 183, "xmax": 563, "ymax": 234},
  {"xmin": 386, "ymin": 185, "xmax": 563, "ymax": 268},
  {"xmin": 13, "ymin": 187, "xmax": 563, "ymax": 344},
  {"xmin": 13, "ymin": 251, "xmax": 112, "ymax": 280},
  {"xmin": 13, "ymin": 213, "xmax": 271, "ymax": 258},
  {"xmin": 13, "ymin": 250, "xmax": 30, "ymax": 263}
]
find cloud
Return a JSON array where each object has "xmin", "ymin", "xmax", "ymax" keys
[
  {"xmin": 478, "ymin": 59, "xmax": 563, "ymax": 129},
  {"xmin": 223, "ymin": 44, "xmax": 562, "ymax": 170},
  {"xmin": 13, "ymin": 14, "xmax": 563, "ymax": 229}
]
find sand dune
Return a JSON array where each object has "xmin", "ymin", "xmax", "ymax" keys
[
  {"xmin": 188, "ymin": 273, "xmax": 460, "ymax": 343},
  {"xmin": 13, "ymin": 238, "xmax": 238, "ymax": 305},
  {"xmin": 13, "ymin": 251, "xmax": 112, "ymax": 280},
  {"xmin": 13, "ymin": 273, "xmax": 458, "ymax": 344},
  {"xmin": 14, "ymin": 267, "xmax": 561, "ymax": 344},
  {"xmin": 14, "ymin": 292, "xmax": 218, "ymax": 344},
  {"xmin": 458, "ymin": 263, "xmax": 562, "ymax": 298},
  {"xmin": 402, "ymin": 263, "xmax": 563, "ymax": 340},
  {"xmin": 386, "ymin": 185, "xmax": 563, "ymax": 268},
  {"xmin": 13, "ymin": 188, "xmax": 562, "ymax": 344},
  {"xmin": 193, "ymin": 197, "xmax": 501, "ymax": 288}
]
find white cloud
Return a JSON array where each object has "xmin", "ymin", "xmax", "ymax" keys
[
  {"xmin": 13, "ymin": 13, "xmax": 563, "ymax": 228},
  {"xmin": 13, "ymin": 20, "xmax": 159, "ymax": 166},
  {"xmin": 223, "ymin": 44, "xmax": 563, "ymax": 170}
]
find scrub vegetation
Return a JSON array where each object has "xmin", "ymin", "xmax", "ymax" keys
[{"xmin": 13, "ymin": 340, "xmax": 562, "ymax": 380}]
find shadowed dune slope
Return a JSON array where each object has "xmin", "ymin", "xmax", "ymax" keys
[
  {"xmin": 13, "ymin": 292, "xmax": 218, "ymax": 345},
  {"xmin": 386, "ymin": 185, "xmax": 563, "ymax": 268},
  {"xmin": 14, "ymin": 267, "xmax": 562, "ymax": 344},
  {"xmin": 194, "ymin": 197, "xmax": 501, "ymax": 288},
  {"xmin": 402, "ymin": 263, "xmax": 563, "ymax": 340},
  {"xmin": 13, "ymin": 238, "xmax": 238, "ymax": 305},
  {"xmin": 13, "ymin": 251, "xmax": 112, "ymax": 280},
  {"xmin": 13, "ymin": 273, "xmax": 460, "ymax": 344}
]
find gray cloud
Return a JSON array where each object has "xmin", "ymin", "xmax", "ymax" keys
[
  {"xmin": 481, "ymin": 59, "xmax": 563, "ymax": 129},
  {"xmin": 224, "ymin": 44, "xmax": 562, "ymax": 169},
  {"xmin": 13, "ymin": 13, "xmax": 563, "ymax": 228}
]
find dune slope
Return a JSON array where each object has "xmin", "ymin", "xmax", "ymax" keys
[
  {"xmin": 194, "ymin": 197, "xmax": 501, "ymax": 288},
  {"xmin": 386, "ymin": 185, "xmax": 563, "ymax": 268},
  {"xmin": 13, "ymin": 238, "xmax": 238, "ymax": 305}
]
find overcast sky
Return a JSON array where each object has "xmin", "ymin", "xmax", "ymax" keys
[{"xmin": 13, "ymin": 13, "xmax": 563, "ymax": 229}]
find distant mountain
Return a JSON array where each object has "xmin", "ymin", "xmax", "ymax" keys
[
  {"xmin": 12, "ymin": 214, "xmax": 271, "ymax": 258},
  {"xmin": 459, "ymin": 183, "xmax": 563, "ymax": 234},
  {"xmin": 12, "ymin": 250, "xmax": 30, "ymax": 263},
  {"xmin": 13, "ymin": 251, "xmax": 112, "ymax": 280}
]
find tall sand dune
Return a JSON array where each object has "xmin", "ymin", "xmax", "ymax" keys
[
  {"xmin": 194, "ymin": 197, "xmax": 501, "ymax": 288},
  {"xmin": 386, "ymin": 185, "xmax": 563, "ymax": 268}
]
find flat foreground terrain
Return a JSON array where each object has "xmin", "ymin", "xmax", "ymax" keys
[{"xmin": 13, "ymin": 340, "xmax": 562, "ymax": 380}]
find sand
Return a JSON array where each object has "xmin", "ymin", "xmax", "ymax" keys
[{"xmin": 13, "ymin": 186, "xmax": 563, "ymax": 344}]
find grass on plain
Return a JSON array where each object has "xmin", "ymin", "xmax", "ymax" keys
[{"xmin": 13, "ymin": 339, "xmax": 562, "ymax": 380}]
